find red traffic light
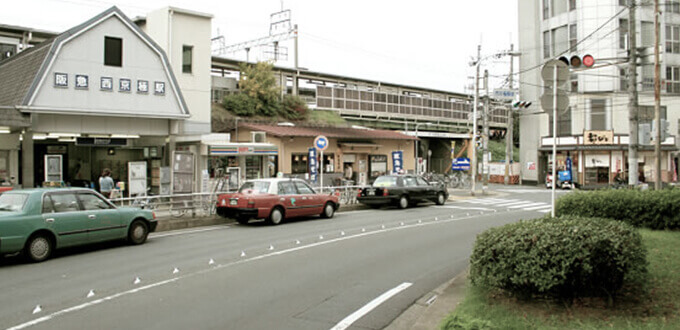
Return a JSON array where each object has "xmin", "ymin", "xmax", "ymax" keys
[{"xmin": 582, "ymin": 54, "xmax": 595, "ymax": 67}]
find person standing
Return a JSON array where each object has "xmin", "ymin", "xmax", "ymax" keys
[{"xmin": 99, "ymin": 168, "xmax": 114, "ymax": 198}]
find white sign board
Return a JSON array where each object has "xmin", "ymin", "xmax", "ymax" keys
[
  {"xmin": 492, "ymin": 89, "xmax": 518, "ymax": 101},
  {"xmin": 128, "ymin": 161, "xmax": 147, "ymax": 196}
]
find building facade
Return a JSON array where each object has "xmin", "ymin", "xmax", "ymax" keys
[{"xmin": 519, "ymin": 0, "xmax": 679, "ymax": 187}]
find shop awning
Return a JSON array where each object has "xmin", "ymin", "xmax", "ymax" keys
[
  {"xmin": 538, "ymin": 145, "xmax": 678, "ymax": 152},
  {"xmin": 209, "ymin": 143, "xmax": 278, "ymax": 156}
]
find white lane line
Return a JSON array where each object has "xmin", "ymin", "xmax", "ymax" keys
[
  {"xmin": 523, "ymin": 204, "xmax": 554, "ymax": 211},
  {"xmin": 150, "ymin": 225, "xmax": 229, "ymax": 239},
  {"xmin": 536, "ymin": 208, "xmax": 552, "ymax": 213},
  {"xmin": 508, "ymin": 202, "xmax": 546, "ymax": 209},
  {"xmin": 463, "ymin": 199, "xmax": 516, "ymax": 204},
  {"xmin": 330, "ymin": 282, "xmax": 413, "ymax": 330},
  {"xmin": 7, "ymin": 214, "xmax": 478, "ymax": 330}
]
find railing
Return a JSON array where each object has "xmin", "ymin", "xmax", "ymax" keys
[{"xmin": 108, "ymin": 185, "xmax": 364, "ymax": 219}]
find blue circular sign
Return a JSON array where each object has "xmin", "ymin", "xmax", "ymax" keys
[{"xmin": 314, "ymin": 135, "xmax": 329, "ymax": 151}]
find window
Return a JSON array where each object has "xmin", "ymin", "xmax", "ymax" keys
[
  {"xmin": 667, "ymin": 1, "xmax": 680, "ymax": 13},
  {"xmin": 416, "ymin": 177, "xmax": 429, "ymax": 186},
  {"xmin": 641, "ymin": 22, "xmax": 654, "ymax": 48},
  {"xmin": 238, "ymin": 181, "xmax": 270, "ymax": 194},
  {"xmin": 182, "ymin": 45, "xmax": 193, "ymax": 73},
  {"xmin": 569, "ymin": 0, "xmax": 576, "ymax": 11},
  {"xmin": 373, "ymin": 176, "xmax": 397, "ymax": 187},
  {"xmin": 552, "ymin": 25, "xmax": 569, "ymax": 56},
  {"xmin": 590, "ymin": 99, "xmax": 607, "ymax": 130},
  {"xmin": 78, "ymin": 193, "xmax": 111, "ymax": 210},
  {"xmin": 291, "ymin": 154, "xmax": 308, "ymax": 174},
  {"xmin": 42, "ymin": 195, "xmax": 54, "ymax": 213},
  {"xmin": 50, "ymin": 193, "xmax": 80, "ymax": 213},
  {"xmin": 0, "ymin": 43, "xmax": 16, "ymax": 60},
  {"xmin": 104, "ymin": 37, "xmax": 122, "ymax": 67},
  {"xmin": 294, "ymin": 182, "xmax": 315, "ymax": 195},
  {"xmin": 619, "ymin": 19, "xmax": 629, "ymax": 50},
  {"xmin": 569, "ymin": 24, "xmax": 577, "ymax": 51},
  {"xmin": 666, "ymin": 24, "xmax": 680, "ymax": 54},
  {"xmin": 548, "ymin": 107, "xmax": 572, "ymax": 136},
  {"xmin": 277, "ymin": 182, "xmax": 297, "ymax": 195},
  {"xmin": 403, "ymin": 177, "xmax": 417, "ymax": 187},
  {"xmin": 543, "ymin": 0, "xmax": 550, "ymax": 19},
  {"xmin": 0, "ymin": 193, "xmax": 28, "ymax": 212},
  {"xmin": 620, "ymin": 68, "xmax": 629, "ymax": 91},
  {"xmin": 642, "ymin": 65, "xmax": 654, "ymax": 91},
  {"xmin": 667, "ymin": 66, "xmax": 680, "ymax": 93},
  {"xmin": 543, "ymin": 31, "xmax": 551, "ymax": 58}
]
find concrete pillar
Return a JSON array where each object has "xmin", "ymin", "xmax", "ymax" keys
[{"xmin": 21, "ymin": 130, "xmax": 34, "ymax": 188}]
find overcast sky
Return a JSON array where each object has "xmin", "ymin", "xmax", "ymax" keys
[{"xmin": 1, "ymin": 0, "xmax": 518, "ymax": 93}]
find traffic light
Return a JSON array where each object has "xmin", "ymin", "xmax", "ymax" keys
[{"xmin": 557, "ymin": 54, "xmax": 595, "ymax": 68}]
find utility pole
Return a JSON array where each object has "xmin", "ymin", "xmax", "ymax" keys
[
  {"xmin": 654, "ymin": 0, "xmax": 662, "ymax": 190},
  {"xmin": 628, "ymin": 1, "xmax": 640, "ymax": 186},
  {"xmin": 505, "ymin": 44, "xmax": 517, "ymax": 185},
  {"xmin": 471, "ymin": 45, "xmax": 481, "ymax": 196},
  {"xmin": 293, "ymin": 24, "xmax": 299, "ymax": 96},
  {"xmin": 483, "ymin": 69, "xmax": 490, "ymax": 195}
]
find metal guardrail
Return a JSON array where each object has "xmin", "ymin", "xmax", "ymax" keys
[{"xmin": 108, "ymin": 185, "xmax": 365, "ymax": 219}]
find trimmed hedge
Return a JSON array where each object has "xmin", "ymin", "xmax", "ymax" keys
[
  {"xmin": 556, "ymin": 189, "xmax": 680, "ymax": 229},
  {"xmin": 469, "ymin": 216, "xmax": 647, "ymax": 301}
]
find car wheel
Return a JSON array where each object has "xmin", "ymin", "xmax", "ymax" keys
[
  {"xmin": 128, "ymin": 220, "xmax": 149, "ymax": 245},
  {"xmin": 24, "ymin": 234, "xmax": 53, "ymax": 263},
  {"xmin": 236, "ymin": 216, "xmax": 249, "ymax": 225},
  {"xmin": 321, "ymin": 202, "xmax": 335, "ymax": 219},
  {"xmin": 436, "ymin": 192, "xmax": 446, "ymax": 205},
  {"xmin": 398, "ymin": 196, "xmax": 409, "ymax": 209},
  {"xmin": 267, "ymin": 207, "xmax": 284, "ymax": 225}
]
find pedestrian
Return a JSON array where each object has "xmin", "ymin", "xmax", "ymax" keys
[{"xmin": 99, "ymin": 168, "xmax": 114, "ymax": 198}]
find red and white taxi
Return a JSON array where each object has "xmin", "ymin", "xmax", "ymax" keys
[{"xmin": 216, "ymin": 178, "xmax": 339, "ymax": 225}]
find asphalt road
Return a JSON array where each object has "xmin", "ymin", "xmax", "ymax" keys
[{"xmin": 0, "ymin": 187, "xmax": 570, "ymax": 330}]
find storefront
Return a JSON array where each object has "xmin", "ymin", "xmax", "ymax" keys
[
  {"xmin": 233, "ymin": 123, "xmax": 417, "ymax": 186},
  {"xmin": 207, "ymin": 143, "xmax": 278, "ymax": 189},
  {"xmin": 539, "ymin": 131, "xmax": 678, "ymax": 188}
]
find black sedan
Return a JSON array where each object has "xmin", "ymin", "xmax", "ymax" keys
[{"xmin": 357, "ymin": 175, "xmax": 448, "ymax": 209}]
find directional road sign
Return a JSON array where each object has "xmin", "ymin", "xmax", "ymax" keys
[{"xmin": 541, "ymin": 59, "xmax": 569, "ymax": 86}]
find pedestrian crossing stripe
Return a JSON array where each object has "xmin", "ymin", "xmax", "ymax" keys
[{"xmin": 456, "ymin": 198, "xmax": 553, "ymax": 213}]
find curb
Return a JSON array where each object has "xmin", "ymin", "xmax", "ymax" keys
[
  {"xmin": 154, "ymin": 203, "xmax": 370, "ymax": 232},
  {"xmin": 385, "ymin": 269, "xmax": 469, "ymax": 330}
]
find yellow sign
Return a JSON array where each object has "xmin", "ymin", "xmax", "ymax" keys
[
  {"xmin": 584, "ymin": 130, "xmax": 614, "ymax": 145},
  {"xmin": 450, "ymin": 141, "xmax": 456, "ymax": 159}
]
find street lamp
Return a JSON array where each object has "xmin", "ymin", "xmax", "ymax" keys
[{"xmin": 415, "ymin": 122, "xmax": 433, "ymax": 175}]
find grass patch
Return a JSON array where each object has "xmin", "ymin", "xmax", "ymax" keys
[
  {"xmin": 307, "ymin": 110, "xmax": 346, "ymax": 125},
  {"xmin": 441, "ymin": 229, "xmax": 680, "ymax": 330}
]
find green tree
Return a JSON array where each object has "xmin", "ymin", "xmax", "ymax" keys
[
  {"xmin": 222, "ymin": 93, "xmax": 257, "ymax": 116},
  {"xmin": 238, "ymin": 61, "xmax": 280, "ymax": 116}
]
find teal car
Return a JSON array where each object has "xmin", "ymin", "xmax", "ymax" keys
[{"xmin": 0, "ymin": 188, "xmax": 157, "ymax": 262}]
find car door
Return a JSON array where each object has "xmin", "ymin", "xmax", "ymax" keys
[
  {"xmin": 42, "ymin": 192, "xmax": 91, "ymax": 247},
  {"xmin": 402, "ymin": 176, "xmax": 423, "ymax": 201},
  {"xmin": 416, "ymin": 176, "xmax": 436, "ymax": 201},
  {"xmin": 294, "ymin": 181, "xmax": 323, "ymax": 216},
  {"xmin": 277, "ymin": 181, "xmax": 302, "ymax": 218},
  {"xmin": 77, "ymin": 192, "xmax": 125, "ymax": 243}
]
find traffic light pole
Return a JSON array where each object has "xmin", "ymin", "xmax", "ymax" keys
[
  {"xmin": 551, "ymin": 65, "xmax": 557, "ymax": 218},
  {"xmin": 483, "ymin": 70, "xmax": 489, "ymax": 195},
  {"xmin": 628, "ymin": 2, "xmax": 640, "ymax": 186}
]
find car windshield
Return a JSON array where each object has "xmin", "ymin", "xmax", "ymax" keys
[
  {"xmin": 373, "ymin": 176, "xmax": 398, "ymax": 187},
  {"xmin": 238, "ymin": 181, "xmax": 271, "ymax": 194},
  {"xmin": 0, "ymin": 193, "xmax": 28, "ymax": 212}
]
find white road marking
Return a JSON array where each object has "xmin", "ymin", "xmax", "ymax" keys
[
  {"xmin": 330, "ymin": 282, "xmax": 413, "ymax": 330},
  {"xmin": 150, "ymin": 225, "xmax": 229, "ymax": 239},
  {"xmin": 5, "ymin": 214, "xmax": 483, "ymax": 330},
  {"xmin": 494, "ymin": 201, "xmax": 534, "ymax": 207},
  {"xmin": 508, "ymin": 202, "xmax": 546, "ymax": 209},
  {"xmin": 537, "ymin": 208, "xmax": 553, "ymax": 213},
  {"xmin": 463, "ymin": 198, "xmax": 516, "ymax": 204},
  {"xmin": 523, "ymin": 204, "xmax": 554, "ymax": 211},
  {"xmin": 434, "ymin": 206, "xmax": 494, "ymax": 211}
]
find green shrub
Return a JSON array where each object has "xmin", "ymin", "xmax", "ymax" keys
[
  {"xmin": 556, "ymin": 189, "xmax": 680, "ymax": 230},
  {"xmin": 441, "ymin": 314, "xmax": 495, "ymax": 329},
  {"xmin": 280, "ymin": 95, "xmax": 309, "ymax": 120},
  {"xmin": 469, "ymin": 216, "xmax": 647, "ymax": 301},
  {"xmin": 222, "ymin": 93, "xmax": 257, "ymax": 116}
]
